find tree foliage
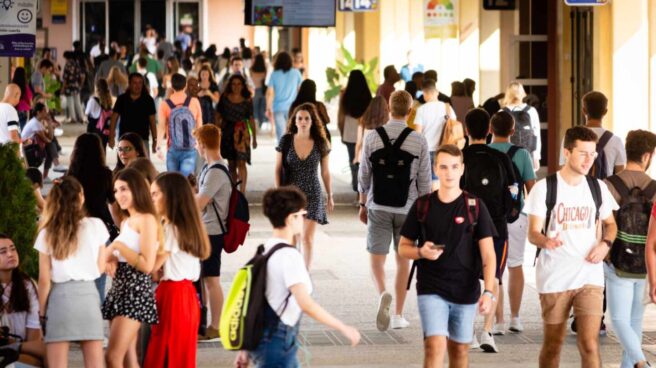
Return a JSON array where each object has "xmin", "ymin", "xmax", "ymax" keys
[{"xmin": 324, "ymin": 46, "xmax": 378, "ymax": 101}]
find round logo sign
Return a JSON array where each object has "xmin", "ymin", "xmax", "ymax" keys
[{"xmin": 17, "ymin": 9, "xmax": 33, "ymax": 24}]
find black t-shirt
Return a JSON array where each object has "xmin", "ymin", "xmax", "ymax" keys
[
  {"xmin": 400, "ymin": 192, "xmax": 497, "ymax": 304},
  {"xmin": 461, "ymin": 144, "xmax": 516, "ymax": 239},
  {"xmin": 71, "ymin": 167, "xmax": 115, "ymax": 225},
  {"xmin": 113, "ymin": 92, "xmax": 156, "ymax": 141}
]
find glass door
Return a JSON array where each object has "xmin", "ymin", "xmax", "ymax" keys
[
  {"xmin": 141, "ymin": 0, "xmax": 167, "ymax": 44},
  {"xmin": 109, "ymin": 0, "xmax": 136, "ymax": 51},
  {"xmin": 79, "ymin": 0, "xmax": 107, "ymax": 52},
  {"xmin": 173, "ymin": 1, "xmax": 200, "ymax": 50}
]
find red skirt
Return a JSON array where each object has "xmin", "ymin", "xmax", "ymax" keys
[{"xmin": 144, "ymin": 280, "xmax": 200, "ymax": 368}]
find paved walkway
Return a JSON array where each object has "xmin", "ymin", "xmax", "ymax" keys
[{"xmin": 47, "ymin": 122, "xmax": 656, "ymax": 367}]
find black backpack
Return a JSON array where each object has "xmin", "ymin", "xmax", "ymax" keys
[
  {"xmin": 535, "ymin": 174, "xmax": 602, "ymax": 262},
  {"xmin": 506, "ymin": 145, "xmax": 526, "ymax": 223},
  {"xmin": 505, "ymin": 106, "xmax": 537, "ymax": 154},
  {"xmin": 589, "ymin": 130, "xmax": 614, "ymax": 180},
  {"xmin": 605, "ymin": 175, "xmax": 656, "ymax": 276},
  {"xmin": 369, "ymin": 127, "xmax": 417, "ymax": 207},
  {"xmin": 462, "ymin": 148, "xmax": 513, "ymax": 223}
]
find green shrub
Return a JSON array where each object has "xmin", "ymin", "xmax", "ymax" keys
[
  {"xmin": 0, "ymin": 144, "xmax": 39, "ymax": 278},
  {"xmin": 324, "ymin": 46, "xmax": 378, "ymax": 102}
]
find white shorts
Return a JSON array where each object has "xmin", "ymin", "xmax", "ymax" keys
[{"xmin": 507, "ymin": 213, "xmax": 528, "ymax": 268}]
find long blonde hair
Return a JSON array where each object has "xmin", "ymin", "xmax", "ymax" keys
[
  {"xmin": 503, "ymin": 82, "xmax": 527, "ymax": 106},
  {"xmin": 40, "ymin": 176, "xmax": 86, "ymax": 260}
]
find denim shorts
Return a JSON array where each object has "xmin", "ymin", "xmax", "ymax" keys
[
  {"xmin": 417, "ymin": 294, "xmax": 477, "ymax": 343},
  {"xmin": 249, "ymin": 305, "xmax": 300, "ymax": 368}
]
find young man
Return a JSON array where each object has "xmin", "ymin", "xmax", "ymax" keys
[
  {"xmin": 414, "ymin": 79, "xmax": 457, "ymax": 189},
  {"xmin": 376, "ymin": 65, "xmax": 400, "ymax": 104},
  {"xmin": 607, "ymin": 130, "xmax": 656, "ymax": 368},
  {"xmin": 218, "ymin": 56, "xmax": 255, "ymax": 95},
  {"xmin": 488, "ymin": 110, "xmax": 536, "ymax": 334},
  {"xmin": 157, "ymin": 73, "xmax": 202, "ymax": 176},
  {"xmin": 194, "ymin": 124, "xmax": 232, "ymax": 341},
  {"xmin": 399, "ymin": 50, "xmax": 424, "ymax": 83},
  {"xmin": 559, "ymin": 91, "xmax": 626, "ymax": 177},
  {"xmin": 109, "ymin": 73, "xmax": 157, "ymax": 153},
  {"xmin": 525, "ymin": 126, "xmax": 618, "ymax": 368},
  {"xmin": 398, "ymin": 144, "xmax": 497, "ymax": 368},
  {"xmin": 461, "ymin": 108, "xmax": 516, "ymax": 352},
  {"xmin": 358, "ymin": 90, "xmax": 432, "ymax": 331},
  {"xmin": 136, "ymin": 58, "xmax": 159, "ymax": 99},
  {"xmin": 0, "ymin": 84, "xmax": 22, "ymax": 145}
]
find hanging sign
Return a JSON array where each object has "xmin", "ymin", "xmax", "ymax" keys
[
  {"xmin": 0, "ymin": 0, "xmax": 38, "ymax": 57},
  {"xmin": 424, "ymin": 0, "xmax": 458, "ymax": 39}
]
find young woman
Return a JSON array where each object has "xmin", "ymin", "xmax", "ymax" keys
[
  {"xmin": 0, "ymin": 233, "xmax": 45, "ymax": 367},
  {"xmin": 114, "ymin": 132, "xmax": 148, "ymax": 173},
  {"xmin": 126, "ymin": 157, "xmax": 159, "ymax": 185},
  {"xmin": 354, "ymin": 95, "xmax": 389, "ymax": 165},
  {"xmin": 338, "ymin": 70, "xmax": 372, "ymax": 194},
  {"xmin": 250, "ymin": 53, "xmax": 268, "ymax": 129},
  {"xmin": 107, "ymin": 66, "xmax": 128, "ymax": 99},
  {"xmin": 85, "ymin": 78, "xmax": 113, "ymax": 150},
  {"xmin": 163, "ymin": 57, "xmax": 185, "ymax": 97},
  {"xmin": 274, "ymin": 103, "xmax": 333, "ymax": 269},
  {"xmin": 235, "ymin": 187, "xmax": 360, "ymax": 367},
  {"xmin": 503, "ymin": 82, "xmax": 541, "ymax": 170},
  {"xmin": 289, "ymin": 79, "xmax": 331, "ymax": 142},
  {"xmin": 144, "ymin": 172, "xmax": 210, "ymax": 368},
  {"xmin": 67, "ymin": 133, "xmax": 119, "ymax": 301},
  {"xmin": 450, "ymin": 81, "xmax": 474, "ymax": 124},
  {"xmin": 103, "ymin": 168, "xmax": 159, "ymax": 368},
  {"xmin": 266, "ymin": 51, "xmax": 303, "ymax": 142},
  {"xmin": 21, "ymin": 102, "xmax": 65, "ymax": 178},
  {"xmin": 11, "ymin": 67, "xmax": 33, "ymax": 131},
  {"xmin": 197, "ymin": 65, "xmax": 220, "ymax": 125},
  {"xmin": 216, "ymin": 74, "xmax": 258, "ymax": 192},
  {"xmin": 35, "ymin": 176, "xmax": 107, "ymax": 367}
]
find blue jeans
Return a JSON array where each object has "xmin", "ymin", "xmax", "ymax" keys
[
  {"xmin": 417, "ymin": 294, "xmax": 477, "ymax": 343},
  {"xmin": 274, "ymin": 111, "xmax": 289, "ymax": 144},
  {"xmin": 249, "ymin": 304, "xmax": 300, "ymax": 367},
  {"xmin": 604, "ymin": 263, "xmax": 647, "ymax": 368},
  {"xmin": 253, "ymin": 88, "xmax": 267, "ymax": 127},
  {"xmin": 166, "ymin": 147, "xmax": 197, "ymax": 177},
  {"xmin": 94, "ymin": 274, "xmax": 107, "ymax": 305}
]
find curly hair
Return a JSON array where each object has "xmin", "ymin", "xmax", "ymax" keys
[
  {"xmin": 223, "ymin": 74, "xmax": 251, "ymax": 99},
  {"xmin": 40, "ymin": 176, "xmax": 86, "ymax": 260},
  {"xmin": 286, "ymin": 103, "xmax": 330, "ymax": 157}
]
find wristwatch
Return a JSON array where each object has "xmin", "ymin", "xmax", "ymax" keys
[{"xmin": 483, "ymin": 289, "xmax": 497, "ymax": 302}]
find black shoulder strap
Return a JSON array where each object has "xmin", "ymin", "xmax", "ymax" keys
[
  {"xmin": 585, "ymin": 176, "xmax": 602, "ymax": 221},
  {"xmin": 393, "ymin": 128, "xmax": 414, "ymax": 150},
  {"xmin": 407, "ymin": 194, "xmax": 432, "ymax": 292},
  {"xmin": 598, "ymin": 131, "xmax": 613, "ymax": 151},
  {"xmin": 207, "ymin": 163, "xmax": 234, "ymax": 234},
  {"xmin": 375, "ymin": 127, "xmax": 392, "ymax": 149},
  {"xmin": 183, "ymin": 95, "xmax": 192, "ymax": 107},
  {"xmin": 643, "ymin": 180, "xmax": 656, "ymax": 201},
  {"xmin": 281, "ymin": 134, "xmax": 293, "ymax": 157},
  {"xmin": 521, "ymin": 105, "xmax": 531, "ymax": 113},
  {"xmin": 545, "ymin": 174, "xmax": 558, "ymax": 229},
  {"xmin": 165, "ymin": 98, "xmax": 175, "ymax": 109},
  {"xmin": 507, "ymin": 145, "xmax": 521, "ymax": 160},
  {"xmin": 605, "ymin": 175, "xmax": 630, "ymax": 203}
]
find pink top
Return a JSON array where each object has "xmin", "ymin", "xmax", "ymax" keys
[{"xmin": 16, "ymin": 84, "xmax": 32, "ymax": 113}]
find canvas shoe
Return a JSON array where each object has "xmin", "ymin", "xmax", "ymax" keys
[
  {"xmin": 492, "ymin": 322, "xmax": 505, "ymax": 335},
  {"xmin": 376, "ymin": 291, "xmax": 393, "ymax": 331},
  {"xmin": 470, "ymin": 334, "xmax": 480, "ymax": 349},
  {"xmin": 390, "ymin": 315, "xmax": 410, "ymax": 329},
  {"xmin": 509, "ymin": 317, "xmax": 524, "ymax": 333},
  {"xmin": 479, "ymin": 331, "xmax": 499, "ymax": 353}
]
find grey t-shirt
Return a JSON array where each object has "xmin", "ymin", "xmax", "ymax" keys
[
  {"xmin": 199, "ymin": 160, "xmax": 231, "ymax": 235},
  {"xmin": 31, "ymin": 71, "xmax": 44, "ymax": 93}
]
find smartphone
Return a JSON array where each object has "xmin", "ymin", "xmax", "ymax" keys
[{"xmin": 431, "ymin": 244, "xmax": 445, "ymax": 250}]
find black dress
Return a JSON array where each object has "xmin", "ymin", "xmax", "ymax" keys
[
  {"xmin": 277, "ymin": 134, "xmax": 328, "ymax": 225},
  {"xmin": 217, "ymin": 96, "xmax": 253, "ymax": 164}
]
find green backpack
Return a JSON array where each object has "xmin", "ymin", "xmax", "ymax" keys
[{"xmin": 220, "ymin": 243, "xmax": 292, "ymax": 351}]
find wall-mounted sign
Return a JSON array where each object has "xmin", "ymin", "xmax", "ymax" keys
[
  {"xmin": 483, "ymin": 0, "xmax": 516, "ymax": 10},
  {"xmin": 564, "ymin": 0, "xmax": 608, "ymax": 5},
  {"xmin": 0, "ymin": 0, "xmax": 37, "ymax": 57},
  {"xmin": 339, "ymin": 0, "xmax": 378, "ymax": 12},
  {"xmin": 424, "ymin": 0, "xmax": 458, "ymax": 39},
  {"xmin": 51, "ymin": 0, "xmax": 67, "ymax": 23}
]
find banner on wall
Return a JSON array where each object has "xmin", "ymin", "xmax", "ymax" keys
[
  {"xmin": 0, "ymin": 0, "xmax": 37, "ymax": 57},
  {"xmin": 424, "ymin": 0, "xmax": 458, "ymax": 39}
]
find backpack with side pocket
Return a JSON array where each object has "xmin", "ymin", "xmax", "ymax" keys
[
  {"xmin": 220, "ymin": 243, "xmax": 293, "ymax": 351},
  {"xmin": 406, "ymin": 192, "xmax": 480, "ymax": 290},
  {"xmin": 166, "ymin": 96, "xmax": 197, "ymax": 150},
  {"xmin": 505, "ymin": 105, "xmax": 537, "ymax": 154},
  {"xmin": 369, "ymin": 127, "xmax": 417, "ymax": 207},
  {"xmin": 506, "ymin": 145, "xmax": 526, "ymax": 223},
  {"xmin": 605, "ymin": 175, "xmax": 656, "ymax": 277},
  {"xmin": 205, "ymin": 163, "xmax": 250, "ymax": 253},
  {"xmin": 462, "ymin": 148, "xmax": 513, "ymax": 224},
  {"xmin": 589, "ymin": 130, "xmax": 614, "ymax": 180},
  {"xmin": 534, "ymin": 174, "xmax": 602, "ymax": 262},
  {"xmin": 92, "ymin": 97, "xmax": 113, "ymax": 138}
]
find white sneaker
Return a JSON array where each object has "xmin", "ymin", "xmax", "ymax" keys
[
  {"xmin": 470, "ymin": 334, "xmax": 480, "ymax": 349},
  {"xmin": 492, "ymin": 322, "xmax": 505, "ymax": 335},
  {"xmin": 479, "ymin": 331, "xmax": 499, "ymax": 353},
  {"xmin": 52, "ymin": 164, "xmax": 68, "ymax": 173},
  {"xmin": 509, "ymin": 317, "xmax": 524, "ymax": 333},
  {"xmin": 376, "ymin": 291, "xmax": 392, "ymax": 331},
  {"xmin": 390, "ymin": 315, "xmax": 410, "ymax": 329}
]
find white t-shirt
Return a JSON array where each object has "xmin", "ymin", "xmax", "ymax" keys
[
  {"xmin": 0, "ymin": 280, "xmax": 40, "ymax": 340},
  {"xmin": 505, "ymin": 103, "xmax": 542, "ymax": 160},
  {"xmin": 523, "ymin": 173, "xmax": 618, "ymax": 293},
  {"xmin": 161, "ymin": 224, "xmax": 201, "ymax": 282},
  {"xmin": 559, "ymin": 127, "xmax": 626, "ymax": 175},
  {"xmin": 85, "ymin": 97, "xmax": 102, "ymax": 119},
  {"xmin": 264, "ymin": 238, "xmax": 313, "ymax": 327},
  {"xmin": 34, "ymin": 217, "xmax": 108, "ymax": 283},
  {"xmin": 415, "ymin": 100, "xmax": 456, "ymax": 151},
  {"xmin": 0, "ymin": 102, "xmax": 20, "ymax": 144},
  {"xmin": 139, "ymin": 70, "xmax": 159, "ymax": 98},
  {"xmin": 21, "ymin": 117, "xmax": 44, "ymax": 140}
]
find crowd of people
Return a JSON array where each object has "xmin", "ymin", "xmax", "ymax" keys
[{"xmin": 0, "ymin": 35, "xmax": 655, "ymax": 368}]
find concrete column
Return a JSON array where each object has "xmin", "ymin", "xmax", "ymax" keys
[{"xmin": 479, "ymin": 6, "xmax": 501, "ymax": 105}]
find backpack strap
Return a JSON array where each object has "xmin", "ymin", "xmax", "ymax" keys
[
  {"xmin": 463, "ymin": 191, "xmax": 480, "ymax": 231},
  {"xmin": 407, "ymin": 194, "xmax": 431, "ymax": 291},
  {"xmin": 165, "ymin": 98, "xmax": 175, "ymax": 110},
  {"xmin": 183, "ymin": 95, "xmax": 192, "ymax": 107},
  {"xmin": 643, "ymin": 181, "xmax": 656, "ymax": 201},
  {"xmin": 507, "ymin": 145, "xmax": 521, "ymax": 160},
  {"xmin": 605, "ymin": 175, "xmax": 630, "ymax": 204},
  {"xmin": 521, "ymin": 105, "xmax": 531, "ymax": 113},
  {"xmin": 393, "ymin": 128, "xmax": 414, "ymax": 150},
  {"xmin": 597, "ymin": 131, "xmax": 613, "ymax": 151},
  {"xmin": 585, "ymin": 176, "xmax": 602, "ymax": 222},
  {"xmin": 375, "ymin": 127, "xmax": 392, "ymax": 150},
  {"xmin": 535, "ymin": 173, "xmax": 558, "ymax": 264},
  {"xmin": 206, "ymin": 163, "xmax": 234, "ymax": 234}
]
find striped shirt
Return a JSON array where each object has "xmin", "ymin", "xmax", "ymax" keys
[{"xmin": 358, "ymin": 119, "xmax": 432, "ymax": 214}]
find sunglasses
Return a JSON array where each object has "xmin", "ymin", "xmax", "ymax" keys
[{"xmin": 117, "ymin": 146, "xmax": 134, "ymax": 153}]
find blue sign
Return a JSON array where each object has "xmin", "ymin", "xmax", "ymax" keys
[
  {"xmin": 339, "ymin": 0, "xmax": 378, "ymax": 12},
  {"xmin": 0, "ymin": 0, "xmax": 37, "ymax": 57},
  {"xmin": 564, "ymin": 0, "xmax": 608, "ymax": 5}
]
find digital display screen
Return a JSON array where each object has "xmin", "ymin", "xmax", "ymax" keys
[{"xmin": 245, "ymin": 0, "xmax": 336, "ymax": 27}]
